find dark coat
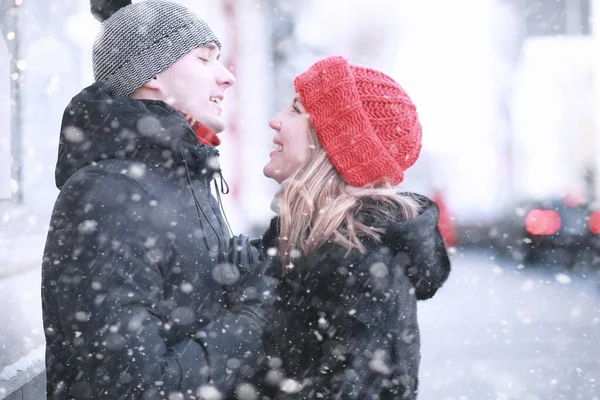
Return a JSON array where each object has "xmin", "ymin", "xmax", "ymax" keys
[
  {"xmin": 42, "ymin": 83, "xmax": 263, "ymax": 399},
  {"xmin": 256, "ymin": 195, "xmax": 451, "ymax": 399}
]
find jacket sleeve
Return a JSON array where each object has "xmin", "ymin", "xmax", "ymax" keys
[
  {"xmin": 276, "ymin": 250, "xmax": 420, "ymax": 399},
  {"xmin": 335, "ymin": 253, "xmax": 420, "ymax": 399},
  {"xmin": 42, "ymin": 171, "xmax": 263, "ymax": 399}
]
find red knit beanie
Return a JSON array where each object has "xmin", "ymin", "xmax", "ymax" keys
[{"xmin": 294, "ymin": 56, "xmax": 422, "ymax": 187}]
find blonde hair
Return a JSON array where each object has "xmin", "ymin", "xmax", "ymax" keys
[{"xmin": 276, "ymin": 127, "xmax": 422, "ymax": 266}]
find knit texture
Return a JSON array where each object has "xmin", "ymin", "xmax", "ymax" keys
[
  {"xmin": 93, "ymin": 0, "xmax": 220, "ymax": 97},
  {"xmin": 181, "ymin": 112, "xmax": 221, "ymax": 147},
  {"xmin": 294, "ymin": 56, "xmax": 422, "ymax": 187}
]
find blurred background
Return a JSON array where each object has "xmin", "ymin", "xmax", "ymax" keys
[{"xmin": 1, "ymin": 0, "xmax": 600, "ymax": 399}]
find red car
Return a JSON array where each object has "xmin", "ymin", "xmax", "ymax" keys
[{"xmin": 490, "ymin": 196, "xmax": 600, "ymax": 266}]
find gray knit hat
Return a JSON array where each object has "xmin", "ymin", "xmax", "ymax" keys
[{"xmin": 92, "ymin": 0, "xmax": 221, "ymax": 97}]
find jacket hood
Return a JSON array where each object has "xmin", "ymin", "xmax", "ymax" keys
[
  {"xmin": 261, "ymin": 193, "xmax": 451, "ymax": 301},
  {"xmin": 55, "ymin": 82, "xmax": 218, "ymax": 189},
  {"xmin": 382, "ymin": 193, "xmax": 451, "ymax": 300}
]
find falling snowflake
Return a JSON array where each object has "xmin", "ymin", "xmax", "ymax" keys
[
  {"xmin": 235, "ymin": 383, "xmax": 258, "ymax": 400},
  {"xmin": 180, "ymin": 282, "xmax": 193, "ymax": 293},
  {"xmin": 370, "ymin": 262, "xmax": 388, "ymax": 278},
  {"xmin": 197, "ymin": 385, "xmax": 222, "ymax": 400},
  {"xmin": 207, "ymin": 156, "xmax": 220, "ymax": 170},
  {"xmin": 520, "ymin": 279, "xmax": 534, "ymax": 292},
  {"xmin": 128, "ymin": 163, "xmax": 146, "ymax": 178},
  {"xmin": 491, "ymin": 265, "xmax": 503, "ymax": 275},
  {"xmin": 555, "ymin": 273, "xmax": 571, "ymax": 285},
  {"xmin": 211, "ymin": 263, "xmax": 240, "ymax": 285},
  {"xmin": 78, "ymin": 220, "xmax": 98, "ymax": 234},
  {"xmin": 280, "ymin": 378, "xmax": 302, "ymax": 394},
  {"xmin": 368, "ymin": 350, "xmax": 391, "ymax": 375},
  {"xmin": 74, "ymin": 311, "xmax": 88, "ymax": 322},
  {"xmin": 62, "ymin": 126, "xmax": 85, "ymax": 143},
  {"xmin": 136, "ymin": 115, "xmax": 162, "ymax": 136}
]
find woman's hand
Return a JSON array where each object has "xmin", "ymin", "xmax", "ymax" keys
[{"xmin": 225, "ymin": 234, "xmax": 277, "ymax": 328}]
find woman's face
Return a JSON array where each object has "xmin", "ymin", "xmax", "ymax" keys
[{"xmin": 263, "ymin": 95, "xmax": 312, "ymax": 184}]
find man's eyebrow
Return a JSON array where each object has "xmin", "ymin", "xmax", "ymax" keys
[
  {"xmin": 293, "ymin": 95, "xmax": 300, "ymax": 104},
  {"xmin": 200, "ymin": 42, "xmax": 221, "ymax": 60}
]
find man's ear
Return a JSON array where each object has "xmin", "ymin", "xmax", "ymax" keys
[{"xmin": 141, "ymin": 76, "xmax": 161, "ymax": 91}]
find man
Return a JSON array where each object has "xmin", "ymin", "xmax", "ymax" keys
[{"xmin": 42, "ymin": 1, "xmax": 266, "ymax": 398}]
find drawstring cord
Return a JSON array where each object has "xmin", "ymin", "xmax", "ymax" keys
[
  {"xmin": 212, "ymin": 149, "xmax": 233, "ymax": 238},
  {"xmin": 178, "ymin": 141, "xmax": 221, "ymax": 253},
  {"xmin": 216, "ymin": 170, "xmax": 230, "ymax": 195},
  {"xmin": 213, "ymin": 173, "xmax": 233, "ymax": 238}
]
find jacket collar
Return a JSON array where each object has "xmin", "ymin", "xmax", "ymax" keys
[
  {"xmin": 261, "ymin": 193, "xmax": 450, "ymax": 300},
  {"xmin": 56, "ymin": 82, "xmax": 220, "ymax": 189}
]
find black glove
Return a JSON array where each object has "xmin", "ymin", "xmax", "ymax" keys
[
  {"xmin": 226, "ymin": 235, "xmax": 277, "ymax": 327},
  {"xmin": 229, "ymin": 234, "xmax": 262, "ymax": 275}
]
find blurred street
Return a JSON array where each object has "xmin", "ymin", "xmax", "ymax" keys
[
  {"xmin": 0, "ymin": 267, "xmax": 44, "ymax": 399},
  {"xmin": 419, "ymin": 249, "xmax": 600, "ymax": 400},
  {"xmin": 2, "ymin": 0, "xmax": 600, "ymax": 398},
  {"xmin": 2, "ymin": 249, "xmax": 600, "ymax": 399}
]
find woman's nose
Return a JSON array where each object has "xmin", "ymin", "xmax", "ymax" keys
[{"xmin": 269, "ymin": 118, "xmax": 281, "ymax": 130}]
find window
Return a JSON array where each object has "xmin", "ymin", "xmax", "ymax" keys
[
  {"xmin": 524, "ymin": 0, "xmax": 591, "ymax": 36},
  {"xmin": 1, "ymin": 2, "xmax": 22, "ymax": 205},
  {"xmin": 1, "ymin": 16, "xmax": 12, "ymax": 205}
]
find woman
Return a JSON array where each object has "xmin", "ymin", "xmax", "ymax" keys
[{"xmin": 235, "ymin": 56, "xmax": 451, "ymax": 399}]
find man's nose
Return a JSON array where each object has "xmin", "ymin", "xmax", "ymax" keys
[{"xmin": 216, "ymin": 63, "xmax": 236, "ymax": 87}]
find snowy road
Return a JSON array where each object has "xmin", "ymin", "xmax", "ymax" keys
[
  {"xmin": 0, "ymin": 268, "xmax": 45, "ymax": 399},
  {"xmin": 418, "ymin": 249, "xmax": 600, "ymax": 400},
  {"xmin": 1, "ymin": 249, "xmax": 599, "ymax": 399}
]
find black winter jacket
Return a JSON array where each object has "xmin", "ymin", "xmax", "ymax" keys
[
  {"xmin": 256, "ymin": 195, "xmax": 451, "ymax": 399},
  {"xmin": 42, "ymin": 83, "xmax": 263, "ymax": 399}
]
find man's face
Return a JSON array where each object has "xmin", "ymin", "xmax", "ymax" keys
[{"xmin": 156, "ymin": 43, "xmax": 235, "ymax": 133}]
